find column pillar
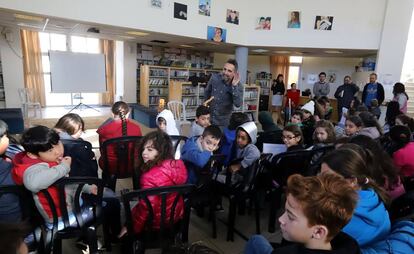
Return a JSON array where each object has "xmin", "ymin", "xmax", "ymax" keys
[{"xmin": 235, "ymin": 46, "xmax": 248, "ymax": 84}]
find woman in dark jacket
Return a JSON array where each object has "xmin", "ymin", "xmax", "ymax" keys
[{"xmin": 271, "ymin": 74, "xmax": 286, "ymax": 125}]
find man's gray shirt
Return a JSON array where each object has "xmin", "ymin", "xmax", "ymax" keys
[{"xmin": 205, "ymin": 73, "xmax": 243, "ymax": 128}]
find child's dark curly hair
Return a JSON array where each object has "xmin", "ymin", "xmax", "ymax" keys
[{"xmin": 136, "ymin": 130, "xmax": 173, "ymax": 173}]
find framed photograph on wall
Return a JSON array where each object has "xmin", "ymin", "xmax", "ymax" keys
[
  {"xmin": 255, "ymin": 17, "xmax": 271, "ymax": 30},
  {"xmin": 287, "ymin": 11, "xmax": 300, "ymax": 28},
  {"xmin": 207, "ymin": 26, "xmax": 226, "ymax": 43},
  {"xmin": 226, "ymin": 9, "xmax": 239, "ymax": 25},
  {"xmin": 314, "ymin": 16, "xmax": 334, "ymax": 30},
  {"xmin": 150, "ymin": 0, "xmax": 162, "ymax": 8},
  {"xmin": 199, "ymin": 0, "xmax": 211, "ymax": 16},
  {"xmin": 174, "ymin": 2, "xmax": 188, "ymax": 20}
]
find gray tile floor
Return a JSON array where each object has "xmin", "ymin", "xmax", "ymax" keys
[{"xmin": 61, "ymin": 193, "xmax": 284, "ymax": 254}]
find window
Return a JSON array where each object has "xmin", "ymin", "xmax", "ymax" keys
[
  {"xmin": 39, "ymin": 32, "xmax": 101, "ymax": 106},
  {"xmin": 287, "ymin": 56, "xmax": 302, "ymax": 88}
]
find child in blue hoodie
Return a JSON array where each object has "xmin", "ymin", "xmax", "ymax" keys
[
  {"xmin": 219, "ymin": 112, "xmax": 249, "ymax": 166},
  {"xmin": 181, "ymin": 125, "xmax": 222, "ymax": 184},
  {"xmin": 321, "ymin": 144, "xmax": 391, "ymax": 248}
]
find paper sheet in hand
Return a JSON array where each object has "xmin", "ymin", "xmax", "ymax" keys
[
  {"xmin": 338, "ymin": 107, "xmax": 348, "ymax": 127},
  {"xmin": 263, "ymin": 143, "xmax": 287, "ymax": 155}
]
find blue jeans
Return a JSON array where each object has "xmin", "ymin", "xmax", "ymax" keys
[{"xmin": 244, "ymin": 235, "xmax": 273, "ymax": 254}]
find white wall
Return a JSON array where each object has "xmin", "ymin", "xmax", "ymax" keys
[
  {"xmin": 0, "ymin": 0, "xmax": 386, "ymax": 49},
  {"xmin": 376, "ymin": 0, "xmax": 414, "ymax": 100},
  {"xmin": 0, "ymin": 27, "xmax": 25, "ymax": 108},
  {"xmin": 300, "ymin": 56, "xmax": 361, "ymax": 98},
  {"xmin": 123, "ymin": 42, "xmax": 137, "ymax": 103}
]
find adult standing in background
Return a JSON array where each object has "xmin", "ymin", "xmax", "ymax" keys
[
  {"xmin": 392, "ymin": 82, "xmax": 409, "ymax": 113},
  {"xmin": 271, "ymin": 74, "xmax": 285, "ymax": 125},
  {"xmin": 362, "ymin": 73, "xmax": 384, "ymax": 108},
  {"xmin": 334, "ymin": 75, "xmax": 359, "ymax": 119},
  {"xmin": 204, "ymin": 59, "xmax": 243, "ymax": 128},
  {"xmin": 313, "ymin": 72, "xmax": 330, "ymax": 97}
]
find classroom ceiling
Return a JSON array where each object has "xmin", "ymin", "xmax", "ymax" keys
[{"xmin": 0, "ymin": 8, "xmax": 377, "ymax": 58}]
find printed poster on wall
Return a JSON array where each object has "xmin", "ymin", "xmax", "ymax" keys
[
  {"xmin": 207, "ymin": 26, "xmax": 226, "ymax": 43},
  {"xmin": 255, "ymin": 17, "xmax": 271, "ymax": 30},
  {"xmin": 226, "ymin": 9, "xmax": 239, "ymax": 25},
  {"xmin": 150, "ymin": 0, "xmax": 162, "ymax": 8},
  {"xmin": 314, "ymin": 16, "xmax": 334, "ymax": 30},
  {"xmin": 287, "ymin": 11, "xmax": 300, "ymax": 28},
  {"xmin": 199, "ymin": 0, "xmax": 211, "ymax": 16},
  {"xmin": 174, "ymin": 2, "xmax": 187, "ymax": 20}
]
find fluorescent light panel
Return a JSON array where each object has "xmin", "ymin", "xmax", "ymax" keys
[
  {"xmin": 126, "ymin": 31, "xmax": 149, "ymax": 36},
  {"xmin": 14, "ymin": 13, "xmax": 44, "ymax": 22}
]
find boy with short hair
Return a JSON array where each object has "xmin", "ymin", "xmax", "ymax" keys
[
  {"xmin": 244, "ymin": 173, "xmax": 359, "ymax": 254},
  {"xmin": 190, "ymin": 105, "xmax": 211, "ymax": 137},
  {"xmin": 181, "ymin": 125, "xmax": 222, "ymax": 184},
  {"xmin": 288, "ymin": 111, "xmax": 304, "ymax": 127},
  {"xmin": 219, "ymin": 112, "xmax": 249, "ymax": 166},
  {"xmin": 12, "ymin": 126, "xmax": 95, "ymax": 223}
]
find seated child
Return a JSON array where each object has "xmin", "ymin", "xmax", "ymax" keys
[
  {"xmin": 256, "ymin": 111, "xmax": 282, "ymax": 152},
  {"xmin": 370, "ymin": 99, "xmax": 381, "ymax": 119},
  {"xmin": 0, "ymin": 120, "xmax": 21, "ymax": 222},
  {"xmin": 219, "ymin": 112, "xmax": 249, "ymax": 166},
  {"xmin": 344, "ymin": 115, "xmax": 363, "ymax": 137},
  {"xmin": 358, "ymin": 111, "xmax": 383, "ymax": 140},
  {"xmin": 282, "ymin": 125, "xmax": 305, "ymax": 152},
  {"xmin": 300, "ymin": 101, "xmax": 316, "ymax": 147},
  {"xmin": 97, "ymin": 101, "xmax": 142, "ymax": 171},
  {"xmin": 190, "ymin": 105, "xmax": 211, "ymax": 137},
  {"xmin": 287, "ymin": 111, "xmax": 303, "ymax": 127},
  {"xmin": 119, "ymin": 131, "xmax": 187, "ymax": 236},
  {"xmin": 11, "ymin": 126, "xmax": 96, "ymax": 225},
  {"xmin": 181, "ymin": 125, "xmax": 222, "ymax": 184},
  {"xmin": 309, "ymin": 120, "xmax": 335, "ymax": 171},
  {"xmin": 321, "ymin": 144, "xmax": 391, "ymax": 248},
  {"xmin": 156, "ymin": 109, "xmax": 179, "ymax": 135},
  {"xmin": 390, "ymin": 125, "xmax": 414, "ymax": 179},
  {"xmin": 224, "ymin": 122, "xmax": 260, "ymax": 188},
  {"xmin": 244, "ymin": 173, "xmax": 359, "ymax": 254},
  {"xmin": 54, "ymin": 113, "xmax": 98, "ymax": 177}
]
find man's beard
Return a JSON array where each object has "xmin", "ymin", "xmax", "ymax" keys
[{"xmin": 222, "ymin": 74, "xmax": 232, "ymax": 84}]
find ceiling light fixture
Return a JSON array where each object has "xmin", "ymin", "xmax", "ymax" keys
[
  {"xmin": 126, "ymin": 31, "xmax": 149, "ymax": 36},
  {"xmin": 274, "ymin": 50, "xmax": 290, "ymax": 54},
  {"xmin": 324, "ymin": 50, "xmax": 343, "ymax": 54},
  {"xmin": 251, "ymin": 49, "xmax": 268, "ymax": 53},
  {"xmin": 180, "ymin": 44, "xmax": 194, "ymax": 48},
  {"xmin": 14, "ymin": 13, "xmax": 44, "ymax": 22},
  {"xmin": 207, "ymin": 41, "xmax": 220, "ymax": 45}
]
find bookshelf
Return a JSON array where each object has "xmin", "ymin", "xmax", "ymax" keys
[
  {"xmin": 139, "ymin": 65, "xmax": 219, "ymax": 109},
  {"xmin": 233, "ymin": 85, "xmax": 260, "ymax": 122}
]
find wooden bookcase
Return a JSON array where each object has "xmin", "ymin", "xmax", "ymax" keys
[{"xmin": 139, "ymin": 65, "xmax": 219, "ymax": 110}]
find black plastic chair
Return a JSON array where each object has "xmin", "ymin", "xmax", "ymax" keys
[
  {"xmin": 61, "ymin": 138, "xmax": 98, "ymax": 178},
  {"xmin": 0, "ymin": 185, "xmax": 44, "ymax": 253},
  {"xmin": 101, "ymin": 136, "xmax": 142, "ymax": 190},
  {"xmin": 226, "ymin": 153, "xmax": 272, "ymax": 241},
  {"xmin": 267, "ymin": 149, "xmax": 314, "ymax": 232},
  {"xmin": 184, "ymin": 154, "xmax": 226, "ymax": 238},
  {"xmin": 170, "ymin": 135, "xmax": 188, "ymax": 158},
  {"xmin": 39, "ymin": 177, "xmax": 108, "ymax": 254},
  {"xmin": 121, "ymin": 184, "xmax": 194, "ymax": 254},
  {"xmin": 308, "ymin": 145, "xmax": 335, "ymax": 175}
]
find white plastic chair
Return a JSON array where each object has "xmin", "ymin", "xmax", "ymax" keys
[
  {"xmin": 167, "ymin": 100, "xmax": 191, "ymax": 131},
  {"xmin": 18, "ymin": 88, "xmax": 42, "ymax": 118}
]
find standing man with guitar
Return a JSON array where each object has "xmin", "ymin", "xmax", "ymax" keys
[{"xmin": 204, "ymin": 59, "xmax": 243, "ymax": 129}]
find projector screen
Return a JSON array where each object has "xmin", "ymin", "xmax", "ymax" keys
[{"xmin": 49, "ymin": 51, "xmax": 107, "ymax": 93}]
